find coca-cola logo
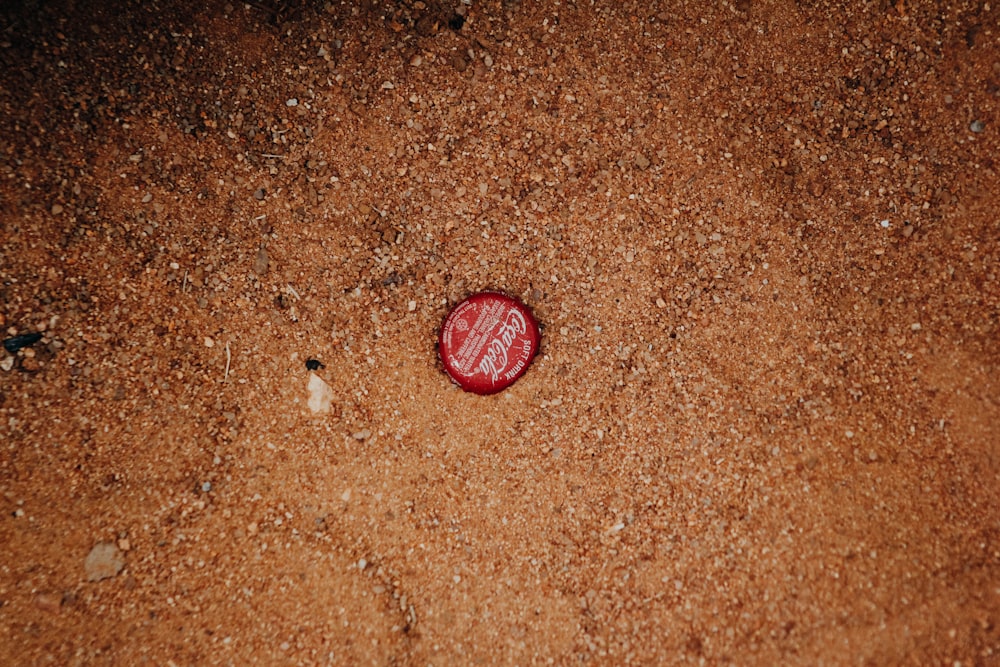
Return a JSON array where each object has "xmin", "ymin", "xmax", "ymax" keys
[{"xmin": 477, "ymin": 309, "xmax": 527, "ymax": 383}]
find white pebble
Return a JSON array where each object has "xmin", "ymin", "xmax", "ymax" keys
[
  {"xmin": 285, "ymin": 98, "xmax": 298, "ymax": 107},
  {"xmin": 880, "ymin": 219, "xmax": 890, "ymax": 228},
  {"xmin": 307, "ymin": 373, "xmax": 334, "ymax": 414}
]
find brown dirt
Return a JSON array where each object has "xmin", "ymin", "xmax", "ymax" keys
[{"xmin": 1, "ymin": 0, "xmax": 999, "ymax": 664}]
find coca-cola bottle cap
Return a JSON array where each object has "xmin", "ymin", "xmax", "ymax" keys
[{"xmin": 438, "ymin": 291, "xmax": 541, "ymax": 394}]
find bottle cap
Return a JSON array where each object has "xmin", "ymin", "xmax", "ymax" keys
[{"xmin": 438, "ymin": 291, "xmax": 540, "ymax": 394}]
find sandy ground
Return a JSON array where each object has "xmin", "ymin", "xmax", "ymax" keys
[{"xmin": 1, "ymin": 0, "xmax": 999, "ymax": 664}]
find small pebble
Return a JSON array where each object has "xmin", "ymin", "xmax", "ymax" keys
[
  {"xmin": 970, "ymin": 120, "xmax": 985, "ymax": 133},
  {"xmin": 286, "ymin": 98, "xmax": 298, "ymax": 107},
  {"xmin": 84, "ymin": 542, "xmax": 125, "ymax": 582},
  {"xmin": 34, "ymin": 593, "xmax": 60, "ymax": 613},
  {"xmin": 3, "ymin": 332, "xmax": 43, "ymax": 354},
  {"xmin": 307, "ymin": 373, "xmax": 334, "ymax": 414},
  {"xmin": 253, "ymin": 248, "xmax": 269, "ymax": 275},
  {"xmin": 305, "ymin": 358, "xmax": 324, "ymax": 371}
]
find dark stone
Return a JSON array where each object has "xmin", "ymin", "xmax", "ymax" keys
[
  {"xmin": 3, "ymin": 332, "xmax": 43, "ymax": 353},
  {"xmin": 305, "ymin": 359, "xmax": 324, "ymax": 371}
]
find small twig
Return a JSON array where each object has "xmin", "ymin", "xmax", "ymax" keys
[
  {"xmin": 286, "ymin": 284, "xmax": 301, "ymax": 300},
  {"xmin": 224, "ymin": 341, "xmax": 232, "ymax": 381},
  {"xmin": 260, "ymin": 153, "xmax": 286, "ymax": 159},
  {"xmin": 182, "ymin": 270, "xmax": 189, "ymax": 293}
]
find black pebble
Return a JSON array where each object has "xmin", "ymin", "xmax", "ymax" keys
[
  {"xmin": 305, "ymin": 358, "xmax": 324, "ymax": 371},
  {"xmin": 3, "ymin": 332, "xmax": 43, "ymax": 354},
  {"xmin": 448, "ymin": 14, "xmax": 465, "ymax": 31}
]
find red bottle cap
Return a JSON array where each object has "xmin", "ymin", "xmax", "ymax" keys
[{"xmin": 438, "ymin": 291, "xmax": 541, "ymax": 395}]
